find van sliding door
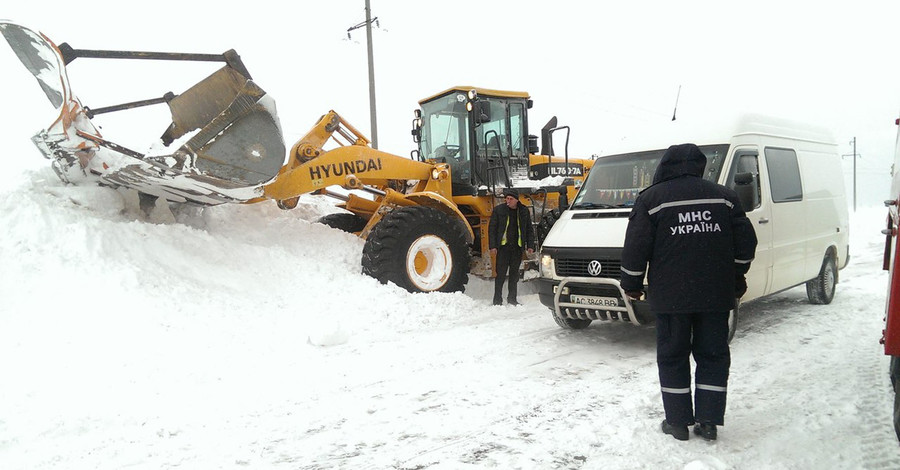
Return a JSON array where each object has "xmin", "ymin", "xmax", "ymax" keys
[{"xmin": 764, "ymin": 147, "xmax": 806, "ymax": 292}]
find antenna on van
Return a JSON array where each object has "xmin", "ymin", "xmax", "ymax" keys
[{"xmin": 671, "ymin": 85, "xmax": 681, "ymax": 121}]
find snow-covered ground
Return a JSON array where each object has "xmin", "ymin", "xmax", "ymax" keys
[{"xmin": 2, "ymin": 139, "xmax": 900, "ymax": 469}]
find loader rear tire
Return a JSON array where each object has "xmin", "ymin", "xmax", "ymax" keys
[
  {"xmin": 537, "ymin": 208, "xmax": 561, "ymax": 246},
  {"xmin": 318, "ymin": 213, "xmax": 367, "ymax": 233},
  {"xmin": 362, "ymin": 206, "xmax": 470, "ymax": 293}
]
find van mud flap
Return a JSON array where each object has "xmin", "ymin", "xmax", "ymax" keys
[{"xmin": 0, "ymin": 21, "xmax": 285, "ymax": 205}]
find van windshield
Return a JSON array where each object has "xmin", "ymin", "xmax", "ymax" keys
[{"xmin": 571, "ymin": 144, "xmax": 729, "ymax": 208}]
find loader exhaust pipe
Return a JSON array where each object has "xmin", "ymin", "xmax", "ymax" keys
[{"xmin": 540, "ymin": 116, "xmax": 557, "ymax": 156}]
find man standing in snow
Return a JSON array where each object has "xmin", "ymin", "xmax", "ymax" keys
[
  {"xmin": 620, "ymin": 143, "xmax": 757, "ymax": 441},
  {"xmin": 489, "ymin": 188, "xmax": 535, "ymax": 306}
]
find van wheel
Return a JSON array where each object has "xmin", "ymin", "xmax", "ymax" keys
[
  {"xmin": 361, "ymin": 206, "xmax": 470, "ymax": 293},
  {"xmin": 727, "ymin": 300, "xmax": 739, "ymax": 344},
  {"xmin": 806, "ymin": 256, "xmax": 837, "ymax": 304},
  {"xmin": 550, "ymin": 308, "xmax": 592, "ymax": 329}
]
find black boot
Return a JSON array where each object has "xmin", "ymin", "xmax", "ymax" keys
[
  {"xmin": 693, "ymin": 423, "xmax": 717, "ymax": 441},
  {"xmin": 661, "ymin": 420, "xmax": 689, "ymax": 441}
]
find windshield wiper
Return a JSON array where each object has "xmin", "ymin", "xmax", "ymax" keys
[{"xmin": 570, "ymin": 202, "xmax": 617, "ymax": 209}]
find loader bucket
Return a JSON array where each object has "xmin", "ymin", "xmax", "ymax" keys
[{"xmin": 0, "ymin": 21, "xmax": 286, "ymax": 205}]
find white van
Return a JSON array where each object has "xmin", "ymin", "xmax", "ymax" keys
[{"xmin": 537, "ymin": 114, "xmax": 850, "ymax": 339}]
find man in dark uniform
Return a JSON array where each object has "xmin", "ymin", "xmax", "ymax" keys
[
  {"xmin": 488, "ymin": 188, "xmax": 535, "ymax": 306},
  {"xmin": 620, "ymin": 143, "xmax": 757, "ymax": 441}
]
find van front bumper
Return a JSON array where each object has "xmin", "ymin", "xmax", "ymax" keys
[{"xmin": 537, "ymin": 276, "xmax": 653, "ymax": 325}]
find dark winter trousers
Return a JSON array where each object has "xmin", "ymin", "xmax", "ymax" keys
[
  {"xmin": 493, "ymin": 244, "xmax": 523, "ymax": 304},
  {"xmin": 656, "ymin": 312, "xmax": 731, "ymax": 426}
]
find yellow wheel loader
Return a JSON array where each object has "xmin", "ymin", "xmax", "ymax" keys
[{"xmin": 1, "ymin": 22, "xmax": 593, "ymax": 294}]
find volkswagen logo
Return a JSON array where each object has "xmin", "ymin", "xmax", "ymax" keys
[{"xmin": 587, "ymin": 260, "xmax": 603, "ymax": 276}]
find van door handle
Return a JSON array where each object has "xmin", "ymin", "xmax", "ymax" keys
[{"xmin": 758, "ymin": 218, "xmax": 770, "ymax": 224}]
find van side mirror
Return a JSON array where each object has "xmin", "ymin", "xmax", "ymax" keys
[{"xmin": 734, "ymin": 172, "xmax": 756, "ymax": 211}]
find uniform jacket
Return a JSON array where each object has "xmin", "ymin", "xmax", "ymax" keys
[
  {"xmin": 488, "ymin": 203, "xmax": 535, "ymax": 251},
  {"xmin": 620, "ymin": 144, "xmax": 758, "ymax": 314}
]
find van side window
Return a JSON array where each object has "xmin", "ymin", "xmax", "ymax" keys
[
  {"xmin": 765, "ymin": 147, "xmax": 803, "ymax": 202},
  {"xmin": 725, "ymin": 151, "xmax": 761, "ymax": 210}
]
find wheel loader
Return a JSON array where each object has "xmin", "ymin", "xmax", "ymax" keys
[{"xmin": 0, "ymin": 21, "xmax": 593, "ymax": 294}]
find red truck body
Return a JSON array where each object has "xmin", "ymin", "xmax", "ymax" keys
[{"xmin": 882, "ymin": 118, "xmax": 900, "ymax": 440}]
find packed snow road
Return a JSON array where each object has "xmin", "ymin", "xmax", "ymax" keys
[{"xmin": 1, "ymin": 166, "xmax": 899, "ymax": 469}]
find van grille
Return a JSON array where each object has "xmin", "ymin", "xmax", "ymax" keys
[{"xmin": 556, "ymin": 257, "xmax": 622, "ymax": 279}]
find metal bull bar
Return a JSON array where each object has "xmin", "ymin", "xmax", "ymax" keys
[{"xmin": 552, "ymin": 276, "xmax": 642, "ymax": 325}]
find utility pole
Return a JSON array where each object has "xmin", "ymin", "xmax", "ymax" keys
[
  {"xmin": 852, "ymin": 136, "xmax": 857, "ymax": 212},
  {"xmin": 364, "ymin": 0, "xmax": 378, "ymax": 149},
  {"xmin": 843, "ymin": 138, "xmax": 859, "ymax": 212},
  {"xmin": 347, "ymin": 1, "xmax": 379, "ymax": 149}
]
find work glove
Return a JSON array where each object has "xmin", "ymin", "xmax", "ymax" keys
[
  {"xmin": 625, "ymin": 290, "xmax": 644, "ymax": 301},
  {"xmin": 735, "ymin": 275, "xmax": 747, "ymax": 298}
]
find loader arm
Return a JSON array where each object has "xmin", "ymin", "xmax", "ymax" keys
[{"xmin": 260, "ymin": 110, "xmax": 453, "ymax": 202}]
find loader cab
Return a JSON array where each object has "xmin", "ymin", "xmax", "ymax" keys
[{"xmin": 413, "ymin": 87, "xmax": 531, "ymax": 195}]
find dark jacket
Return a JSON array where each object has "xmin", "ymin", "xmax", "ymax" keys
[
  {"xmin": 488, "ymin": 203, "xmax": 535, "ymax": 251},
  {"xmin": 620, "ymin": 143, "xmax": 758, "ymax": 313}
]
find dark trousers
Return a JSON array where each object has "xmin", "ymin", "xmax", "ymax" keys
[
  {"xmin": 656, "ymin": 312, "xmax": 731, "ymax": 426},
  {"xmin": 493, "ymin": 244, "xmax": 523, "ymax": 304}
]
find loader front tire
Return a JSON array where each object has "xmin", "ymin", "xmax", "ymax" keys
[
  {"xmin": 318, "ymin": 213, "xmax": 367, "ymax": 233},
  {"xmin": 362, "ymin": 206, "xmax": 470, "ymax": 293}
]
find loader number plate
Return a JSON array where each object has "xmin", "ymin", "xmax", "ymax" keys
[{"xmin": 570, "ymin": 294, "xmax": 619, "ymax": 307}]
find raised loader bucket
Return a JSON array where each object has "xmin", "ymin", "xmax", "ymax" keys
[{"xmin": 0, "ymin": 21, "xmax": 286, "ymax": 205}]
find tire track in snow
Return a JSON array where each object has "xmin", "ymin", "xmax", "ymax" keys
[{"xmin": 858, "ymin": 350, "xmax": 900, "ymax": 469}]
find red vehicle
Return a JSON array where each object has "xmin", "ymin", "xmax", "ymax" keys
[{"xmin": 882, "ymin": 117, "xmax": 900, "ymax": 440}]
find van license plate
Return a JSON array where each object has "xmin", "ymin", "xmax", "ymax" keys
[{"xmin": 570, "ymin": 295, "xmax": 619, "ymax": 307}]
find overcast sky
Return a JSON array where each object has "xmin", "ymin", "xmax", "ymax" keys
[{"xmin": 3, "ymin": 1, "xmax": 898, "ymax": 185}]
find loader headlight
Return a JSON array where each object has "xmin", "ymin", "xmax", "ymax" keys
[
  {"xmin": 466, "ymin": 102, "xmax": 473, "ymax": 112},
  {"xmin": 431, "ymin": 167, "xmax": 450, "ymax": 181},
  {"xmin": 468, "ymin": 89, "xmax": 477, "ymax": 100}
]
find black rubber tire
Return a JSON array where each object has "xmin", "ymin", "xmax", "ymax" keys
[
  {"xmin": 727, "ymin": 300, "xmax": 740, "ymax": 344},
  {"xmin": 362, "ymin": 206, "xmax": 470, "ymax": 293},
  {"xmin": 806, "ymin": 256, "xmax": 837, "ymax": 305},
  {"xmin": 317, "ymin": 213, "xmax": 368, "ymax": 233},
  {"xmin": 891, "ymin": 356, "xmax": 900, "ymax": 442},
  {"xmin": 550, "ymin": 308, "xmax": 592, "ymax": 330},
  {"xmin": 537, "ymin": 208, "xmax": 561, "ymax": 246}
]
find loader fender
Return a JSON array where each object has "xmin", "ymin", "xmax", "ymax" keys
[{"xmin": 402, "ymin": 191, "xmax": 475, "ymax": 244}]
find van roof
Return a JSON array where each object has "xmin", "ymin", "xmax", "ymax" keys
[{"xmin": 597, "ymin": 113, "xmax": 837, "ymax": 157}]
